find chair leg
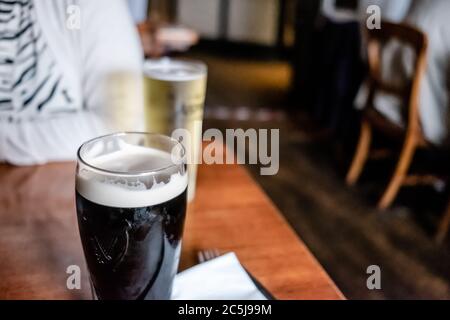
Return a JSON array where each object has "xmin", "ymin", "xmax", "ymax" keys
[
  {"xmin": 436, "ymin": 200, "xmax": 450, "ymax": 243},
  {"xmin": 346, "ymin": 121, "xmax": 372, "ymax": 186},
  {"xmin": 378, "ymin": 135, "xmax": 417, "ymax": 210}
]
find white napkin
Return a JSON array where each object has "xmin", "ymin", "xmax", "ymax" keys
[{"xmin": 171, "ymin": 253, "xmax": 267, "ymax": 300}]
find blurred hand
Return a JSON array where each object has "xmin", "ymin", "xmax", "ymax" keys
[{"xmin": 137, "ymin": 20, "xmax": 166, "ymax": 58}]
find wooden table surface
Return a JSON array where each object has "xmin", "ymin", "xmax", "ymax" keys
[{"xmin": 0, "ymin": 160, "xmax": 343, "ymax": 300}]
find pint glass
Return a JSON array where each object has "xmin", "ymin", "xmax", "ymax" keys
[
  {"xmin": 75, "ymin": 132, "xmax": 187, "ymax": 300},
  {"xmin": 143, "ymin": 58, "xmax": 207, "ymax": 201}
]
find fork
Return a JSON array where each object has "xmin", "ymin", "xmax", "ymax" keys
[
  {"xmin": 196, "ymin": 249, "xmax": 275, "ymax": 300},
  {"xmin": 197, "ymin": 248, "xmax": 221, "ymax": 263}
]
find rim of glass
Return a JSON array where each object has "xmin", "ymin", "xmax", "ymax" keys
[
  {"xmin": 77, "ymin": 132, "xmax": 186, "ymax": 177},
  {"xmin": 143, "ymin": 57, "xmax": 207, "ymax": 77}
]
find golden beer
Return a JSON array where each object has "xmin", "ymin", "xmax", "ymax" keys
[
  {"xmin": 104, "ymin": 71, "xmax": 145, "ymax": 132},
  {"xmin": 144, "ymin": 58, "xmax": 207, "ymax": 201}
]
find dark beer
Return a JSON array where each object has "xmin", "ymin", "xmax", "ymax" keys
[
  {"xmin": 75, "ymin": 189, "xmax": 186, "ymax": 300},
  {"xmin": 75, "ymin": 133, "xmax": 187, "ymax": 300}
]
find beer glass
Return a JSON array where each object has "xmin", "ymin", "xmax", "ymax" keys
[
  {"xmin": 143, "ymin": 58, "xmax": 207, "ymax": 202},
  {"xmin": 75, "ymin": 132, "xmax": 187, "ymax": 300}
]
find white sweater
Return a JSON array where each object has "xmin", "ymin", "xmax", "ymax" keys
[{"xmin": 0, "ymin": 0, "xmax": 144, "ymax": 165}]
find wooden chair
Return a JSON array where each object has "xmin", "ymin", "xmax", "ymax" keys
[{"xmin": 346, "ymin": 22, "xmax": 429, "ymax": 210}]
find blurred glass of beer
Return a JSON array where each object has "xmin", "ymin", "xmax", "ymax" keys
[
  {"xmin": 143, "ymin": 58, "xmax": 207, "ymax": 201},
  {"xmin": 104, "ymin": 71, "xmax": 145, "ymax": 132}
]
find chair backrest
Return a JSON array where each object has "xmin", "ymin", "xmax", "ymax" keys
[{"xmin": 365, "ymin": 21, "xmax": 428, "ymax": 133}]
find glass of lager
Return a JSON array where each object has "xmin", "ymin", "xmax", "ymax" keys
[
  {"xmin": 143, "ymin": 58, "xmax": 207, "ymax": 201},
  {"xmin": 75, "ymin": 132, "xmax": 187, "ymax": 300}
]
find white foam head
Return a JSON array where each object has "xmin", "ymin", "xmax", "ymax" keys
[
  {"xmin": 76, "ymin": 143, "xmax": 187, "ymax": 208},
  {"xmin": 143, "ymin": 58, "xmax": 206, "ymax": 82}
]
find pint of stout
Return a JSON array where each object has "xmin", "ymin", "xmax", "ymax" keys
[
  {"xmin": 143, "ymin": 58, "xmax": 207, "ymax": 201},
  {"xmin": 75, "ymin": 133, "xmax": 187, "ymax": 300}
]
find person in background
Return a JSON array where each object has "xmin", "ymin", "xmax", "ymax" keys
[
  {"xmin": 402, "ymin": 0, "xmax": 450, "ymax": 145},
  {"xmin": 0, "ymin": 0, "xmax": 144, "ymax": 165},
  {"xmin": 316, "ymin": 0, "xmax": 411, "ymax": 129},
  {"xmin": 313, "ymin": 0, "xmax": 364, "ymax": 133},
  {"xmin": 356, "ymin": 0, "xmax": 450, "ymax": 146},
  {"xmin": 311, "ymin": 0, "xmax": 412, "ymax": 139}
]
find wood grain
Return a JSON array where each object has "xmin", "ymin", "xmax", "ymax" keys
[{"xmin": 0, "ymin": 160, "xmax": 343, "ymax": 300}]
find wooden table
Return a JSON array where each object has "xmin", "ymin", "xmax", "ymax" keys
[{"xmin": 0, "ymin": 160, "xmax": 343, "ymax": 300}]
